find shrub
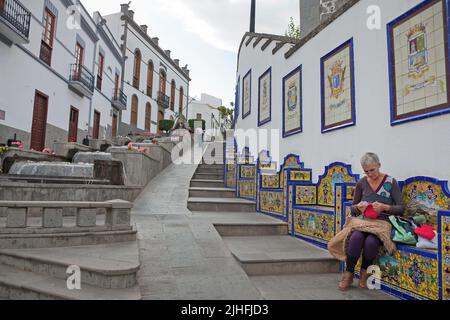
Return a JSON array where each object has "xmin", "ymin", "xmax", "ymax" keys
[
  {"xmin": 159, "ymin": 120, "xmax": 175, "ymax": 132},
  {"xmin": 188, "ymin": 119, "xmax": 206, "ymax": 131}
]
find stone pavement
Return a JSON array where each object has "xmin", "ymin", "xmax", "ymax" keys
[
  {"xmin": 132, "ymin": 145, "xmax": 396, "ymax": 300},
  {"xmin": 131, "ymin": 158, "xmax": 262, "ymax": 300}
]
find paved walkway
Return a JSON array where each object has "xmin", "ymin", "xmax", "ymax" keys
[
  {"xmin": 131, "ymin": 159, "xmax": 262, "ymax": 300},
  {"xmin": 131, "ymin": 146, "xmax": 395, "ymax": 300}
]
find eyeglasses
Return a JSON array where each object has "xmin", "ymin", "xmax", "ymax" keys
[{"xmin": 364, "ymin": 168, "xmax": 379, "ymax": 174}]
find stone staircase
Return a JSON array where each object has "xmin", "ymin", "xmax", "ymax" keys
[
  {"xmin": 187, "ymin": 164, "xmax": 256, "ymax": 212},
  {"xmin": 0, "ymin": 201, "xmax": 142, "ymax": 300},
  {"xmin": 188, "ymin": 144, "xmax": 338, "ymax": 277},
  {"xmin": 0, "ymin": 242, "xmax": 141, "ymax": 300},
  {"xmin": 187, "ymin": 145, "xmax": 395, "ymax": 299}
]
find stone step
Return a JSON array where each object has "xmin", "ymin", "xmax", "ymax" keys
[
  {"xmin": 249, "ymin": 274, "xmax": 397, "ymax": 300},
  {"xmin": 0, "ymin": 242, "xmax": 140, "ymax": 289},
  {"xmin": 223, "ymin": 236, "xmax": 340, "ymax": 276},
  {"xmin": 187, "ymin": 197, "xmax": 256, "ymax": 212},
  {"xmin": 190, "ymin": 179, "xmax": 225, "ymax": 188},
  {"xmin": 198, "ymin": 164, "xmax": 225, "ymax": 170},
  {"xmin": 0, "ymin": 264, "xmax": 141, "ymax": 300},
  {"xmin": 214, "ymin": 223, "xmax": 289, "ymax": 237},
  {"xmin": 0, "ymin": 228, "xmax": 137, "ymax": 249},
  {"xmin": 200, "ymin": 162, "xmax": 224, "ymax": 167},
  {"xmin": 188, "ymin": 187, "xmax": 236, "ymax": 198},
  {"xmin": 192, "ymin": 173, "xmax": 224, "ymax": 180},
  {"xmin": 196, "ymin": 168, "xmax": 224, "ymax": 175}
]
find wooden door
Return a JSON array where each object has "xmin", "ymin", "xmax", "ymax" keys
[
  {"xmin": 145, "ymin": 103, "xmax": 151, "ymax": 131},
  {"xmin": 68, "ymin": 107, "xmax": 79, "ymax": 142},
  {"xmin": 114, "ymin": 73, "xmax": 119, "ymax": 98},
  {"xmin": 74, "ymin": 43, "xmax": 84, "ymax": 80},
  {"xmin": 112, "ymin": 113, "xmax": 118, "ymax": 138},
  {"xmin": 30, "ymin": 91, "xmax": 48, "ymax": 151},
  {"xmin": 93, "ymin": 110, "xmax": 100, "ymax": 139},
  {"xmin": 159, "ymin": 71, "xmax": 166, "ymax": 95},
  {"xmin": 0, "ymin": 0, "xmax": 5, "ymax": 11},
  {"xmin": 131, "ymin": 95, "xmax": 138, "ymax": 127}
]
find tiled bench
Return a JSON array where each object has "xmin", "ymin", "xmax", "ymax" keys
[
  {"xmin": 289, "ymin": 162, "xmax": 359, "ymax": 248},
  {"xmin": 341, "ymin": 176, "xmax": 450, "ymax": 300}
]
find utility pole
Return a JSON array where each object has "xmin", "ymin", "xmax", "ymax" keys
[{"xmin": 250, "ymin": 0, "xmax": 256, "ymax": 32}]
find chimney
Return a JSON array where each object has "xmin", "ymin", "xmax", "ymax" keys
[
  {"xmin": 182, "ymin": 65, "xmax": 190, "ymax": 77},
  {"xmin": 140, "ymin": 25, "xmax": 148, "ymax": 34},
  {"xmin": 120, "ymin": 3, "xmax": 130, "ymax": 14},
  {"xmin": 250, "ymin": 0, "xmax": 256, "ymax": 32},
  {"xmin": 174, "ymin": 59, "xmax": 180, "ymax": 66},
  {"xmin": 164, "ymin": 50, "xmax": 171, "ymax": 58},
  {"xmin": 128, "ymin": 10, "xmax": 135, "ymax": 20},
  {"xmin": 152, "ymin": 37, "xmax": 159, "ymax": 46}
]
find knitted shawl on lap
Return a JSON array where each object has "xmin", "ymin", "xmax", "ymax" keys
[{"xmin": 327, "ymin": 216, "xmax": 397, "ymax": 262}]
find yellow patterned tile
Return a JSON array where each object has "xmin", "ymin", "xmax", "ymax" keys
[{"xmin": 260, "ymin": 191, "xmax": 284, "ymax": 215}]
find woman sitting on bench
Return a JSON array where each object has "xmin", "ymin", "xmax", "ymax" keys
[{"xmin": 334, "ymin": 152, "xmax": 405, "ymax": 291}]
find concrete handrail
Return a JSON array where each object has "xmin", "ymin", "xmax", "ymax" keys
[{"xmin": 0, "ymin": 200, "xmax": 133, "ymax": 229}]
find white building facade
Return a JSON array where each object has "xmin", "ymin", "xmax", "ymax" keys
[
  {"xmin": 0, "ymin": 0, "xmax": 125, "ymax": 150},
  {"xmin": 104, "ymin": 4, "xmax": 190, "ymax": 136},
  {"xmin": 235, "ymin": 0, "xmax": 450, "ymax": 181},
  {"xmin": 188, "ymin": 93, "xmax": 224, "ymax": 139}
]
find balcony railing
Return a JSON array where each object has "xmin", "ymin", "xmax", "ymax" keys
[
  {"xmin": 0, "ymin": 0, "xmax": 31, "ymax": 40},
  {"xmin": 157, "ymin": 91, "xmax": 170, "ymax": 109},
  {"xmin": 69, "ymin": 63, "xmax": 94, "ymax": 93},
  {"xmin": 112, "ymin": 89, "xmax": 127, "ymax": 109}
]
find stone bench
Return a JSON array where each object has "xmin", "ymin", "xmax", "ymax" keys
[
  {"xmin": 236, "ymin": 147, "xmax": 257, "ymax": 200},
  {"xmin": 0, "ymin": 200, "xmax": 132, "ymax": 230},
  {"xmin": 288, "ymin": 162, "xmax": 359, "ymax": 247},
  {"xmin": 228, "ymin": 146, "xmax": 450, "ymax": 299}
]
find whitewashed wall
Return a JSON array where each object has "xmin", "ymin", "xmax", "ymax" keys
[
  {"xmin": 0, "ymin": 0, "xmax": 124, "ymax": 146},
  {"xmin": 105, "ymin": 10, "xmax": 190, "ymax": 134},
  {"xmin": 236, "ymin": 0, "xmax": 450, "ymax": 182}
]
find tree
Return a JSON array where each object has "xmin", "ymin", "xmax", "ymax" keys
[
  {"xmin": 285, "ymin": 17, "xmax": 301, "ymax": 40},
  {"xmin": 218, "ymin": 103, "xmax": 234, "ymax": 129}
]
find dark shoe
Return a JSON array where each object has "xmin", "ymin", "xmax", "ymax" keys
[
  {"xmin": 359, "ymin": 269, "xmax": 369, "ymax": 289},
  {"xmin": 338, "ymin": 271, "xmax": 354, "ymax": 291}
]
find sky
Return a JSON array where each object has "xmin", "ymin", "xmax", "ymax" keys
[{"xmin": 83, "ymin": 0, "xmax": 300, "ymax": 108}]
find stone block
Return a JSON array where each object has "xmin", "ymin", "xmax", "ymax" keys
[
  {"xmin": 105, "ymin": 200, "xmax": 132, "ymax": 226},
  {"xmin": 0, "ymin": 207, "xmax": 6, "ymax": 217},
  {"xmin": 27, "ymin": 207, "xmax": 43, "ymax": 217},
  {"xmin": 43, "ymin": 208, "xmax": 63, "ymax": 228},
  {"xmin": 76, "ymin": 208, "xmax": 97, "ymax": 227},
  {"xmin": 106, "ymin": 208, "xmax": 131, "ymax": 226},
  {"xmin": 6, "ymin": 208, "xmax": 27, "ymax": 228},
  {"xmin": 62, "ymin": 207, "xmax": 77, "ymax": 216},
  {"xmin": 93, "ymin": 160, "xmax": 125, "ymax": 185}
]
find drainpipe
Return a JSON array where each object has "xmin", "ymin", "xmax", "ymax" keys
[
  {"xmin": 88, "ymin": 38, "xmax": 98, "ymax": 141},
  {"xmin": 186, "ymin": 82, "xmax": 190, "ymax": 119},
  {"xmin": 119, "ymin": 19, "xmax": 129, "ymax": 136}
]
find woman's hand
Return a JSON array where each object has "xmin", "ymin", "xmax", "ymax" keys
[
  {"xmin": 373, "ymin": 202, "xmax": 390, "ymax": 213},
  {"xmin": 356, "ymin": 201, "xmax": 369, "ymax": 213}
]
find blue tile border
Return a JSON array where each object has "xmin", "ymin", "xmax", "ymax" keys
[
  {"xmin": 242, "ymin": 69, "xmax": 252, "ymax": 119},
  {"xmin": 387, "ymin": 0, "xmax": 450, "ymax": 126},
  {"xmin": 282, "ymin": 65, "xmax": 303, "ymax": 138},
  {"xmin": 320, "ymin": 38, "xmax": 357, "ymax": 133},
  {"xmin": 258, "ymin": 67, "xmax": 272, "ymax": 127}
]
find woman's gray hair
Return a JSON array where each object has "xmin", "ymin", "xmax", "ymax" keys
[{"xmin": 361, "ymin": 153, "xmax": 380, "ymax": 167}]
